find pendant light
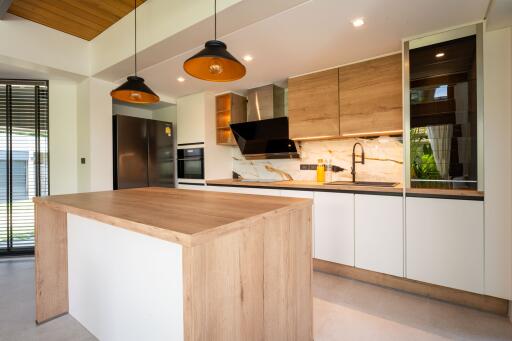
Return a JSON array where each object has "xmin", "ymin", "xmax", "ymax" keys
[
  {"xmin": 183, "ymin": 0, "xmax": 246, "ymax": 82},
  {"xmin": 111, "ymin": 0, "xmax": 159, "ymax": 104}
]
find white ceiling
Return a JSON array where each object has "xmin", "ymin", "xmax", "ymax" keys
[
  {"xmin": 486, "ymin": 0, "xmax": 512, "ymax": 30},
  {"xmin": 113, "ymin": 0, "xmax": 490, "ymax": 100},
  {"xmin": 0, "ymin": 0, "xmax": 491, "ymax": 97},
  {"xmin": 0, "ymin": 56, "xmax": 85, "ymax": 82}
]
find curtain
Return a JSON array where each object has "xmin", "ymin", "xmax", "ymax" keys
[{"xmin": 427, "ymin": 124, "xmax": 453, "ymax": 179}]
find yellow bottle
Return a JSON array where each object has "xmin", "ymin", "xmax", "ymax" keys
[{"xmin": 316, "ymin": 159, "xmax": 325, "ymax": 183}]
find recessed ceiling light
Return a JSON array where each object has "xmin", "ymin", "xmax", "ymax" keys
[
  {"xmin": 177, "ymin": 77, "xmax": 185, "ymax": 82},
  {"xmin": 243, "ymin": 55, "xmax": 253, "ymax": 62},
  {"xmin": 351, "ymin": 18, "xmax": 364, "ymax": 27},
  {"xmin": 435, "ymin": 52, "xmax": 445, "ymax": 58}
]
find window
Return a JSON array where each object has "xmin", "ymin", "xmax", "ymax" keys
[
  {"xmin": 409, "ymin": 35, "xmax": 478, "ymax": 189},
  {"xmin": 0, "ymin": 80, "xmax": 49, "ymax": 255}
]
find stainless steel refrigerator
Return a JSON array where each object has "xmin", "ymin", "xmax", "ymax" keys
[{"xmin": 113, "ymin": 115, "xmax": 175, "ymax": 189}]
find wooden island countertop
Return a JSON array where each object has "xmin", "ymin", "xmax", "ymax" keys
[
  {"xmin": 34, "ymin": 187, "xmax": 312, "ymax": 247},
  {"xmin": 34, "ymin": 187, "xmax": 314, "ymax": 340}
]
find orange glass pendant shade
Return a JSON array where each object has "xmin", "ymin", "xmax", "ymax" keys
[
  {"xmin": 111, "ymin": 76, "xmax": 160, "ymax": 104},
  {"xmin": 184, "ymin": 40, "xmax": 246, "ymax": 82}
]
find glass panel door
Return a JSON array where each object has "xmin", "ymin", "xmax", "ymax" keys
[{"xmin": 0, "ymin": 80, "xmax": 49, "ymax": 255}]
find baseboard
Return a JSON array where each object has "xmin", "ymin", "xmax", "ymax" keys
[
  {"xmin": 509, "ymin": 301, "xmax": 512, "ymax": 323},
  {"xmin": 313, "ymin": 258, "xmax": 509, "ymax": 316}
]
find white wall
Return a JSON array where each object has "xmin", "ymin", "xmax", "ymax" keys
[
  {"xmin": 176, "ymin": 93, "xmax": 206, "ymax": 145},
  {"xmin": 483, "ymin": 26, "xmax": 512, "ymax": 300},
  {"xmin": 203, "ymin": 93, "xmax": 233, "ymax": 180},
  {"xmin": 90, "ymin": 0, "xmax": 241, "ymax": 75},
  {"xmin": 76, "ymin": 78, "xmax": 116, "ymax": 192},
  {"xmin": 0, "ymin": 14, "xmax": 89, "ymax": 76},
  {"xmin": 175, "ymin": 92, "xmax": 232, "ymax": 179},
  {"xmin": 49, "ymin": 80, "xmax": 78, "ymax": 195},
  {"xmin": 89, "ymin": 79, "xmax": 115, "ymax": 192},
  {"xmin": 77, "ymin": 80, "xmax": 91, "ymax": 193},
  {"xmin": 113, "ymin": 103, "xmax": 153, "ymax": 119},
  {"xmin": 153, "ymin": 105, "xmax": 177, "ymax": 124}
]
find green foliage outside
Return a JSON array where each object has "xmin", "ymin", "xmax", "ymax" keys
[{"xmin": 410, "ymin": 127, "xmax": 441, "ymax": 180}]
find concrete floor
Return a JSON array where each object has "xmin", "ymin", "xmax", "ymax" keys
[
  {"xmin": 314, "ymin": 272, "xmax": 512, "ymax": 341},
  {"xmin": 1, "ymin": 258, "xmax": 512, "ymax": 341}
]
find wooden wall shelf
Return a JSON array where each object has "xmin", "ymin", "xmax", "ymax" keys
[{"xmin": 215, "ymin": 93, "xmax": 247, "ymax": 145}]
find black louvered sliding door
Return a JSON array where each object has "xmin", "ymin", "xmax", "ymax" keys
[{"xmin": 0, "ymin": 80, "xmax": 49, "ymax": 256}]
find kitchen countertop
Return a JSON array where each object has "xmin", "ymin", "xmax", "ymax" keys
[
  {"xmin": 206, "ymin": 179, "xmax": 485, "ymax": 200},
  {"xmin": 33, "ymin": 187, "xmax": 312, "ymax": 246}
]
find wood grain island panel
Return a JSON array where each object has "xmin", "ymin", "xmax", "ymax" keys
[{"xmin": 34, "ymin": 188, "xmax": 313, "ymax": 341}]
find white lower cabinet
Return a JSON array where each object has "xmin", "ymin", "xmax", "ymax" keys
[
  {"xmin": 205, "ymin": 185, "xmax": 280, "ymax": 196},
  {"xmin": 313, "ymin": 192, "xmax": 354, "ymax": 266},
  {"xmin": 355, "ymin": 194, "xmax": 403, "ymax": 277},
  {"xmin": 240, "ymin": 187, "xmax": 281, "ymax": 196},
  {"xmin": 406, "ymin": 197, "xmax": 484, "ymax": 294},
  {"xmin": 205, "ymin": 185, "xmax": 246, "ymax": 193},
  {"xmin": 281, "ymin": 190, "xmax": 315, "ymax": 257},
  {"xmin": 177, "ymin": 184, "xmax": 206, "ymax": 190}
]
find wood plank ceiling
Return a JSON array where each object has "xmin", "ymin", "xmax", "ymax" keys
[{"xmin": 8, "ymin": 0, "xmax": 145, "ymax": 41}]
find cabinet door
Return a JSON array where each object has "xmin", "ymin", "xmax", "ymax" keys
[
  {"xmin": 206, "ymin": 185, "xmax": 280, "ymax": 196},
  {"xmin": 205, "ymin": 185, "xmax": 245, "ymax": 193},
  {"xmin": 177, "ymin": 94, "xmax": 205, "ymax": 145},
  {"xmin": 339, "ymin": 54, "xmax": 402, "ymax": 137},
  {"xmin": 406, "ymin": 197, "xmax": 484, "ymax": 293},
  {"xmin": 241, "ymin": 187, "xmax": 281, "ymax": 196},
  {"xmin": 314, "ymin": 192, "xmax": 354, "ymax": 266},
  {"xmin": 281, "ymin": 190, "xmax": 315, "ymax": 257},
  {"xmin": 355, "ymin": 194, "xmax": 403, "ymax": 276},
  {"xmin": 178, "ymin": 184, "xmax": 206, "ymax": 190},
  {"xmin": 288, "ymin": 69, "xmax": 340, "ymax": 139}
]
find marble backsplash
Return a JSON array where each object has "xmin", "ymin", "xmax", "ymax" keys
[{"xmin": 232, "ymin": 136, "xmax": 403, "ymax": 183}]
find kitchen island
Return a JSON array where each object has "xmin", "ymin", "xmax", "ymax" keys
[{"xmin": 34, "ymin": 188, "xmax": 313, "ymax": 341}]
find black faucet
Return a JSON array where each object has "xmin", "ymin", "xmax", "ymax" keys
[{"xmin": 351, "ymin": 142, "xmax": 365, "ymax": 183}]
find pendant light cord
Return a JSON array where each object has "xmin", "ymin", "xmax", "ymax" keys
[
  {"xmin": 214, "ymin": 0, "xmax": 217, "ymax": 40},
  {"xmin": 134, "ymin": 0, "xmax": 137, "ymax": 76}
]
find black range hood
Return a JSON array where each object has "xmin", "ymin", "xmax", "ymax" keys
[{"xmin": 230, "ymin": 117, "xmax": 299, "ymax": 159}]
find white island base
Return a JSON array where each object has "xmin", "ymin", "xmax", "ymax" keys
[{"xmin": 68, "ymin": 214, "xmax": 185, "ymax": 341}]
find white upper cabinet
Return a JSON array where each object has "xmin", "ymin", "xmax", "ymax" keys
[
  {"xmin": 314, "ymin": 192, "xmax": 354, "ymax": 266},
  {"xmin": 355, "ymin": 194, "xmax": 403, "ymax": 277},
  {"xmin": 177, "ymin": 93, "xmax": 206, "ymax": 145},
  {"xmin": 406, "ymin": 197, "xmax": 484, "ymax": 294}
]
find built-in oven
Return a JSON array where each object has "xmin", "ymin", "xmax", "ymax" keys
[{"xmin": 177, "ymin": 147, "xmax": 204, "ymax": 180}]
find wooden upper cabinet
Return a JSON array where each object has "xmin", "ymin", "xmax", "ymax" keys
[
  {"xmin": 339, "ymin": 53, "xmax": 403, "ymax": 137},
  {"xmin": 288, "ymin": 69, "xmax": 340, "ymax": 139}
]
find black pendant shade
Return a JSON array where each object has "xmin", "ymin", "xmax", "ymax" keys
[
  {"xmin": 110, "ymin": 0, "xmax": 159, "ymax": 104},
  {"xmin": 111, "ymin": 76, "xmax": 160, "ymax": 104},
  {"xmin": 184, "ymin": 40, "xmax": 246, "ymax": 82}
]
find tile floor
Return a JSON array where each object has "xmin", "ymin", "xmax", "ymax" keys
[{"xmin": 1, "ymin": 257, "xmax": 512, "ymax": 341}]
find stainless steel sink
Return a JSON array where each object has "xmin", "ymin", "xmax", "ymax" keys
[{"xmin": 326, "ymin": 181, "xmax": 398, "ymax": 187}]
